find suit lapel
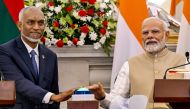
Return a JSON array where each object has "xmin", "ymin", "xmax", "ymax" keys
[
  {"xmin": 15, "ymin": 37, "xmax": 39, "ymax": 83},
  {"xmin": 38, "ymin": 45, "xmax": 46, "ymax": 86}
]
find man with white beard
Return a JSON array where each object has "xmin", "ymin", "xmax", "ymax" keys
[
  {"xmin": 88, "ymin": 17, "xmax": 186, "ymax": 109},
  {"xmin": 0, "ymin": 7, "xmax": 75, "ymax": 109}
]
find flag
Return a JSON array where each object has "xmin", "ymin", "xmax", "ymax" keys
[
  {"xmin": 176, "ymin": 0, "xmax": 190, "ymax": 54},
  {"xmin": 111, "ymin": 0, "xmax": 149, "ymax": 88},
  {"xmin": 0, "ymin": 0, "xmax": 24, "ymax": 44},
  {"xmin": 170, "ymin": 0, "xmax": 181, "ymax": 16}
]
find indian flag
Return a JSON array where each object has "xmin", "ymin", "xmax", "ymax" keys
[
  {"xmin": 170, "ymin": 0, "xmax": 181, "ymax": 16},
  {"xmin": 111, "ymin": 0, "xmax": 149, "ymax": 87},
  {"xmin": 176, "ymin": 0, "xmax": 190, "ymax": 55},
  {"xmin": 0, "ymin": 0, "xmax": 24, "ymax": 44}
]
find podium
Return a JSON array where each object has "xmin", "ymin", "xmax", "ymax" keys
[
  {"xmin": 67, "ymin": 100, "xmax": 99, "ymax": 109},
  {"xmin": 0, "ymin": 81, "xmax": 16, "ymax": 106},
  {"xmin": 154, "ymin": 79, "xmax": 190, "ymax": 109}
]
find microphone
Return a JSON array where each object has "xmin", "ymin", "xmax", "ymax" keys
[
  {"xmin": 163, "ymin": 62, "xmax": 190, "ymax": 79},
  {"xmin": 163, "ymin": 52, "xmax": 190, "ymax": 79},
  {"xmin": 185, "ymin": 52, "xmax": 189, "ymax": 63}
]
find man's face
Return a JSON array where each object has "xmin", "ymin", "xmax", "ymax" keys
[
  {"xmin": 142, "ymin": 19, "xmax": 168, "ymax": 54},
  {"xmin": 18, "ymin": 8, "xmax": 45, "ymax": 43}
]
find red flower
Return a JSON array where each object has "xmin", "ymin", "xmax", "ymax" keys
[
  {"xmin": 100, "ymin": 28, "xmax": 106, "ymax": 35},
  {"xmin": 88, "ymin": 0, "xmax": 96, "ymax": 5},
  {"xmin": 52, "ymin": 21, "xmax": 59, "ymax": 27},
  {"xmin": 81, "ymin": 0, "xmax": 87, "ymax": 3},
  {"xmin": 78, "ymin": 10, "xmax": 87, "ymax": 17},
  {"xmin": 40, "ymin": 36, "xmax": 46, "ymax": 44},
  {"xmin": 48, "ymin": 1, "xmax": 54, "ymax": 7},
  {"xmin": 102, "ymin": 20, "xmax": 108, "ymax": 27},
  {"xmin": 56, "ymin": 40, "xmax": 64, "ymax": 47},
  {"xmin": 66, "ymin": 5, "xmax": 73, "ymax": 12},
  {"xmin": 72, "ymin": 38, "xmax": 79, "ymax": 45},
  {"xmin": 70, "ymin": 24, "xmax": 75, "ymax": 29},
  {"xmin": 80, "ymin": 25, "xmax": 89, "ymax": 33},
  {"xmin": 87, "ymin": 8, "xmax": 94, "ymax": 16}
]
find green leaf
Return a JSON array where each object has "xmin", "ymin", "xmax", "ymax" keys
[{"xmin": 65, "ymin": 14, "xmax": 73, "ymax": 25}]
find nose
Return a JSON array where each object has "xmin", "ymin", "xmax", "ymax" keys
[
  {"xmin": 33, "ymin": 23, "xmax": 40, "ymax": 30},
  {"xmin": 148, "ymin": 31, "xmax": 155, "ymax": 36}
]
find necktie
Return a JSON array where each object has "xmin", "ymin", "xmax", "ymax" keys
[{"xmin": 30, "ymin": 50, "xmax": 39, "ymax": 78}]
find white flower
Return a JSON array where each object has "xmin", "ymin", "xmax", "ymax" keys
[
  {"xmin": 45, "ymin": 38, "xmax": 51, "ymax": 47},
  {"xmin": 35, "ymin": 2, "xmax": 45, "ymax": 8},
  {"xmin": 67, "ymin": 41, "xmax": 73, "ymax": 46},
  {"xmin": 80, "ymin": 17, "xmax": 87, "ymax": 21},
  {"xmin": 94, "ymin": 42, "xmax": 101, "ymax": 49},
  {"xmin": 105, "ymin": 32, "xmax": 110, "ymax": 38},
  {"xmin": 49, "ymin": 6, "xmax": 54, "ymax": 11},
  {"xmin": 45, "ymin": 27, "xmax": 53, "ymax": 34},
  {"xmin": 54, "ymin": 6, "xmax": 62, "ymax": 14},
  {"xmin": 47, "ymin": 12, "xmax": 53, "ymax": 17},
  {"xmin": 100, "ymin": 3, "xmax": 107, "ymax": 11},
  {"xmin": 108, "ymin": 4, "xmax": 114, "ymax": 11},
  {"xmin": 73, "ymin": 11, "xmax": 79, "ymax": 19},
  {"xmin": 51, "ymin": 38, "xmax": 58, "ymax": 45},
  {"xmin": 80, "ymin": 33, "xmax": 87, "ymax": 40},
  {"xmin": 89, "ymin": 32, "xmax": 97, "ymax": 41},
  {"xmin": 86, "ymin": 16, "xmax": 92, "ymax": 22},
  {"xmin": 99, "ymin": 36, "xmax": 106, "ymax": 44},
  {"xmin": 104, "ymin": 0, "xmax": 110, "ymax": 3},
  {"xmin": 77, "ymin": 40, "xmax": 85, "ymax": 46}
]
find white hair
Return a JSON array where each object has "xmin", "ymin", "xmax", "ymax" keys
[
  {"xmin": 19, "ymin": 6, "xmax": 40, "ymax": 22},
  {"xmin": 142, "ymin": 17, "xmax": 169, "ymax": 31}
]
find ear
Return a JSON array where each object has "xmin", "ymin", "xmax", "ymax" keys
[
  {"xmin": 17, "ymin": 21, "xmax": 22, "ymax": 31},
  {"xmin": 164, "ymin": 31, "xmax": 169, "ymax": 41}
]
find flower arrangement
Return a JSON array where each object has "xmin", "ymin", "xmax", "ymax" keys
[{"xmin": 31, "ymin": 0, "xmax": 118, "ymax": 55}]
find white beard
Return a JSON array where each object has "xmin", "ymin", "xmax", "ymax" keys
[
  {"xmin": 21, "ymin": 33, "xmax": 40, "ymax": 43},
  {"xmin": 144, "ymin": 37, "xmax": 166, "ymax": 54}
]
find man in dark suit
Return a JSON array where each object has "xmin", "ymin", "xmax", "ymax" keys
[{"xmin": 0, "ymin": 6, "xmax": 74, "ymax": 109}]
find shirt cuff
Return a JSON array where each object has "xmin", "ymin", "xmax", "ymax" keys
[{"xmin": 42, "ymin": 92, "xmax": 54, "ymax": 104}]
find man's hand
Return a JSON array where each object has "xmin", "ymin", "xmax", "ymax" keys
[
  {"xmin": 50, "ymin": 89, "xmax": 75, "ymax": 102},
  {"xmin": 87, "ymin": 82, "xmax": 106, "ymax": 100}
]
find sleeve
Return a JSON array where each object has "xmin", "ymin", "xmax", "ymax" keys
[
  {"xmin": 49, "ymin": 53, "xmax": 60, "ymax": 109},
  {"xmin": 100, "ymin": 61, "xmax": 130, "ymax": 109},
  {"xmin": 0, "ymin": 46, "xmax": 48, "ymax": 104}
]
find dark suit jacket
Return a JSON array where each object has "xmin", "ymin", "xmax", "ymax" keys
[{"xmin": 0, "ymin": 37, "xmax": 59, "ymax": 109}]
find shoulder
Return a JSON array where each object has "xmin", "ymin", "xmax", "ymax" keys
[
  {"xmin": 128, "ymin": 53, "xmax": 144, "ymax": 62},
  {"xmin": 39, "ymin": 44, "xmax": 57, "ymax": 57},
  {"xmin": 0, "ymin": 38, "xmax": 17, "ymax": 53},
  {"xmin": 168, "ymin": 50, "xmax": 186, "ymax": 61}
]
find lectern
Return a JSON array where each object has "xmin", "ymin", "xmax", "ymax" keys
[
  {"xmin": 0, "ymin": 81, "xmax": 16, "ymax": 106},
  {"xmin": 154, "ymin": 79, "xmax": 190, "ymax": 109}
]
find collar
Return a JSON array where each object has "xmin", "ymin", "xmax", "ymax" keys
[
  {"xmin": 145, "ymin": 47, "xmax": 168, "ymax": 59},
  {"xmin": 21, "ymin": 37, "xmax": 39, "ymax": 56}
]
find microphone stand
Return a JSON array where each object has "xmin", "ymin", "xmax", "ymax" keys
[{"xmin": 163, "ymin": 62, "xmax": 190, "ymax": 79}]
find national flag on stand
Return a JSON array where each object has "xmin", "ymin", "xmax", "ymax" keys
[
  {"xmin": 170, "ymin": 0, "xmax": 181, "ymax": 16},
  {"xmin": 0, "ymin": 0, "xmax": 24, "ymax": 44},
  {"xmin": 176, "ymin": 0, "xmax": 190, "ymax": 55},
  {"xmin": 111, "ymin": 0, "xmax": 149, "ymax": 88}
]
